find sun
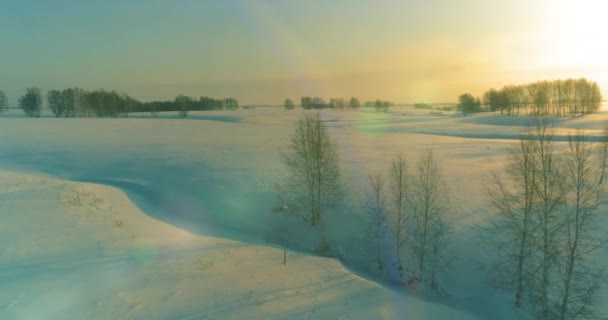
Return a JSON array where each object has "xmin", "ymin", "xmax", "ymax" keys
[{"xmin": 537, "ymin": 0, "xmax": 608, "ymax": 71}]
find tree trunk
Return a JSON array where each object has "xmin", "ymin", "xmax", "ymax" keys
[
  {"xmin": 600, "ymin": 152, "xmax": 606, "ymax": 184},
  {"xmin": 515, "ymin": 235, "xmax": 526, "ymax": 307}
]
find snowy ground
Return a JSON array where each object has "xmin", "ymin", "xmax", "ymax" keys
[
  {"xmin": 0, "ymin": 170, "xmax": 477, "ymax": 320},
  {"xmin": 0, "ymin": 106, "xmax": 606, "ymax": 319}
]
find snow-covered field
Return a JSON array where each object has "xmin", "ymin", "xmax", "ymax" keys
[
  {"xmin": 1, "ymin": 170, "xmax": 481, "ymax": 319},
  {"xmin": 0, "ymin": 107, "xmax": 606, "ymax": 319}
]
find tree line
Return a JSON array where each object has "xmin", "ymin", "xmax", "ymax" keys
[
  {"xmin": 5, "ymin": 87, "xmax": 240, "ymax": 118},
  {"xmin": 457, "ymin": 78, "xmax": 603, "ymax": 117},
  {"xmin": 137, "ymin": 96, "xmax": 239, "ymax": 118},
  {"xmin": 284, "ymin": 97, "xmax": 392, "ymax": 112},
  {"xmin": 481, "ymin": 78, "xmax": 602, "ymax": 116}
]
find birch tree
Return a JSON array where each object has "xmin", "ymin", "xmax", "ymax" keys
[
  {"xmin": 411, "ymin": 150, "xmax": 449, "ymax": 287},
  {"xmin": 487, "ymin": 134, "xmax": 539, "ymax": 307},
  {"xmin": 280, "ymin": 112, "xmax": 341, "ymax": 226},
  {"xmin": 555, "ymin": 132, "xmax": 604, "ymax": 320},
  {"xmin": 389, "ymin": 154, "xmax": 409, "ymax": 276},
  {"xmin": 366, "ymin": 172, "xmax": 387, "ymax": 271},
  {"xmin": 531, "ymin": 120, "xmax": 562, "ymax": 320}
]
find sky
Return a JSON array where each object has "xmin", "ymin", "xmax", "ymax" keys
[{"xmin": 1, "ymin": 0, "xmax": 607, "ymax": 105}]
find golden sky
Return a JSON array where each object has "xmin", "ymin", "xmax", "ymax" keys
[{"xmin": 0, "ymin": 0, "xmax": 606, "ymax": 104}]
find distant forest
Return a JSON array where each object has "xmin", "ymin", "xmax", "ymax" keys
[
  {"xmin": 2, "ymin": 87, "xmax": 239, "ymax": 118},
  {"xmin": 284, "ymin": 97, "xmax": 392, "ymax": 111},
  {"xmin": 479, "ymin": 78, "xmax": 603, "ymax": 116},
  {"xmin": 0, "ymin": 77, "xmax": 603, "ymax": 118}
]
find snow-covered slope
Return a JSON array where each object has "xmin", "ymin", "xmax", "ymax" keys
[{"xmin": 0, "ymin": 170, "xmax": 479, "ymax": 319}]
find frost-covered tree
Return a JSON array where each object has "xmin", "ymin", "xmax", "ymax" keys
[
  {"xmin": 0, "ymin": 90, "xmax": 7, "ymax": 114},
  {"xmin": 488, "ymin": 124, "xmax": 606, "ymax": 316},
  {"xmin": 389, "ymin": 154, "xmax": 409, "ymax": 276},
  {"xmin": 365, "ymin": 172, "xmax": 387, "ymax": 271},
  {"xmin": 555, "ymin": 132, "xmax": 604, "ymax": 320},
  {"xmin": 487, "ymin": 134, "xmax": 538, "ymax": 307},
  {"xmin": 530, "ymin": 120, "xmax": 562, "ymax": 320},
  {"xmin": 411, "ymin": 150, "xmax": 449, "ymax": 288},
  {"xmin": 19, "ymin": 87, "xmax": 42, "ymax": 118},
  {"xmin": 279, "ymin": 112, "xmax": 341, "ymax": 226}
]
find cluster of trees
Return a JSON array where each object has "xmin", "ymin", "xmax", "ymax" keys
[
  {"xmin": 482, "ymin": 78, "xmax": 602, "ymax": 116},
  {"xmin": 12, "ymin": 87, "xmax": 240, "ymax": 118},
  {"xmin": 457, "ymin": 93, "xmax": 481, "ymax": 116},
  {"xmin": 136, "ymin": 96, "xmax": 239, "ymax": 117},
  {"xmin": 368, "ymin": 99, "xmax": 392, "ymax": 112},
  {"xmin": 488, "ymin": 121, "xmax": 607, "ymax": 319},
  {"xmin": 46, "ymin": 88, "xmax": 138, "ymax": 118},
  {"xmin": 299, "ymin": 97, "xmax": 342, "ymax": 110},
  {"xmin": 0, "ymin": 90, "xmax": 8, "ymax": 114},
  {"xmin": 285, "ymin": 97, "xmax": 392, "ymax": 112},
  {"xmin": 365, "ymin": 151, "xmax": 449, "ymax": 287},
  {"xmin": 277, "ymin": 112, "xmax": 451, "ymax": 288},
  {"xmin": 276, "ymin": 111, "xmax": 607, "ymax": 312}
]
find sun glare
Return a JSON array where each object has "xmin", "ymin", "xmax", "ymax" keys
[{"xmin": 539, "ymin": 0, "xmax": 608, "ymax": 71}]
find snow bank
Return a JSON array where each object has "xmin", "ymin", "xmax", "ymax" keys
[{"xmin": 0, "ymin": 170, "xmax": 479, "ymax": 319}]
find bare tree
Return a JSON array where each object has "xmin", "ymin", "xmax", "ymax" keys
[
  {"xmin": 555, "ymin": 131, "xmax": 604, "ymax": 320},
  {"xmin": 365, "ymin": 172, "xmax": 387, "ymax": 271},
  {"xmin": 280, "ymin": 112, "xmax": 341, "ymax": 226},
  {"xmin": 411, "ymin": 150, "xmax": 449, "ymax": 287},
  {"xmin": 530, "ymin": 120, "xmax": 562, "ymax": 320},
  {"xmin": 427, "ymin": 210, "xmax": 450, "ymax": 290},
  {"xmin": 487, "ymin": 134, "xmax": 539, "ymax": 307},
  {"xmin": 389, "ymin": 154, "xmax": 409, "ymax": 276},
  {"xmin": 488, "ymin": 126, "xmax": 606, "ymax": 316}
]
